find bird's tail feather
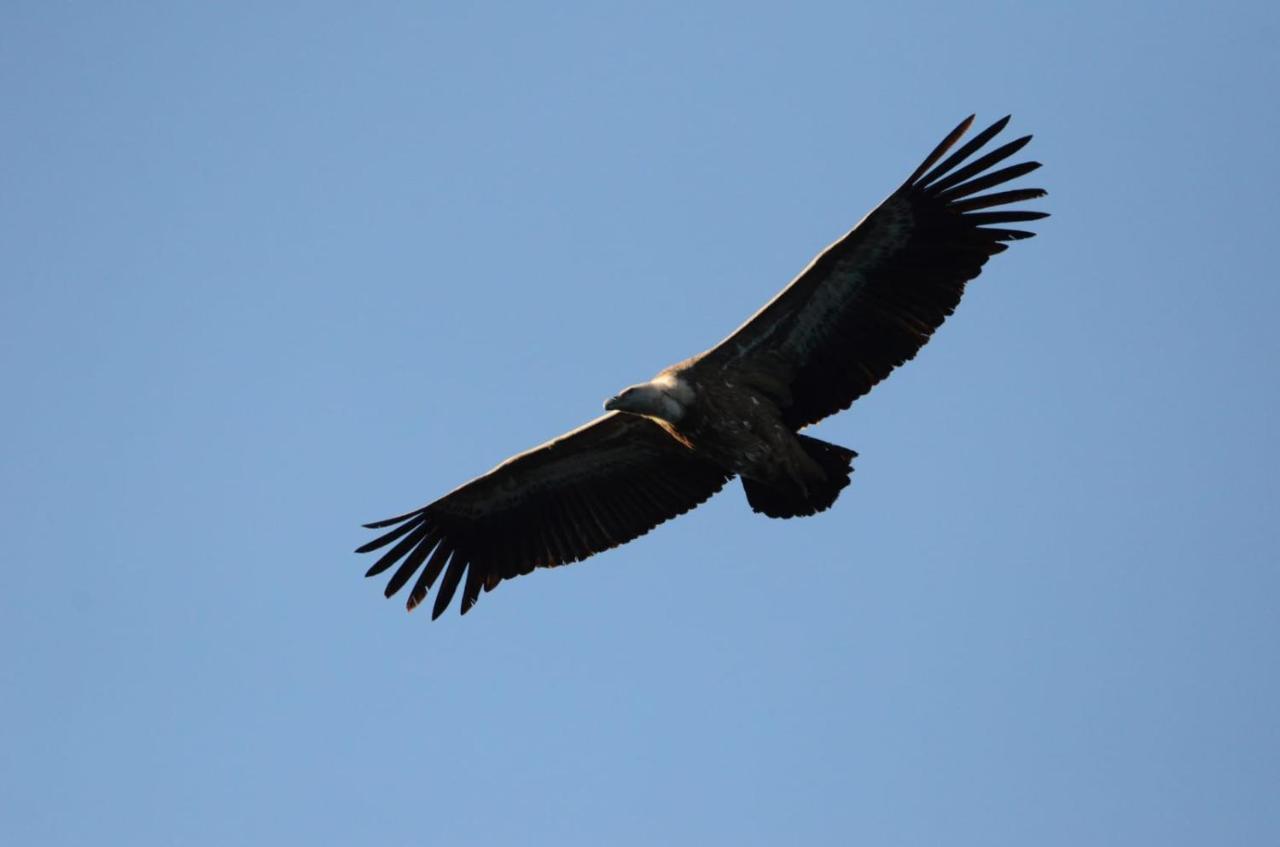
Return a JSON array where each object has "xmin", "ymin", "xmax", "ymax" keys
[{"xmin": 741, "ymin": 435, "xmax": 856, "ymax": 518}]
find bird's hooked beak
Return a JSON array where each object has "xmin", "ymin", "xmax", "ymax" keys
[{"xmin": 605, "ymin": 386, "xmax": 638, "ymax": 412}]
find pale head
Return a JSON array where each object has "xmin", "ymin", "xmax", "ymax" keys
[{"xmin": 604, "ymin": 374, "xmax": 693, "ymax": 423}]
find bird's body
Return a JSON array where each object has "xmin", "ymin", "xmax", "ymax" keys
[
  {"xmin": 358, "ymin": 114, "xmax": 1048, "ymax": 619},
  {"xmin": 669, "ymin": 370, "xmax": 803, "ymax": 483},
  {"xmin": 611, "ymin": 364, "xmax": 851, "ymax": 517}
]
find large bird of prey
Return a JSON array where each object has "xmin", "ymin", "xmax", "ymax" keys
[{"xmin": 357, "ymin": 114, "xmax": 1047, "ymax": 619}]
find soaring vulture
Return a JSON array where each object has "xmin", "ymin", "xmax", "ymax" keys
[{"xmin": 358, "ymin": 114, "xmax": 1047, "ymax": 619}]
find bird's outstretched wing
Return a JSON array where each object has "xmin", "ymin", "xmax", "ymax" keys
[
  {"xmin": 699, "ymin": 115, "xmax": 1048, "ymax": 428},
  {"xmin": 356, "ymin": 413, "xmax": 731, "ymax": 618}
]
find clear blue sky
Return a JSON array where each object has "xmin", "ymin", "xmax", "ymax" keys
[{"xmin": 3, "ymin": 2, "xmax": 1277, "ymax": 844}]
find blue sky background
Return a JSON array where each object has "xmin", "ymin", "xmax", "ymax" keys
[{"xmin": 3, "ymin": 2, "xmax": 1277, "ymax": 844}]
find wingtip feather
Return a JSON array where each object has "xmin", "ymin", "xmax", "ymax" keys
[
  {"xmin": 904, "ymin": 114, "xmax": 977, "ymax": 184},
  {"xmin": 914, "ymin": 114, "xmax": 1014, "ymax": 188},
  {"xmin": 362, "ymin": 506, "xmax": 426, "ymax": 529}
]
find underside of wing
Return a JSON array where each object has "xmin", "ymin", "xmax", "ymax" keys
[
  {"xmin": 355, "ymin": 413, "xmax": 731, "ymax": 619},
  {"xmin": 702, "ymin": 115, "xmax": 1048, "ymax": 429}
]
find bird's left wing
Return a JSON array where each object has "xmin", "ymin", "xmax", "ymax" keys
[
  {"xmin": 356, "ymin": 412, "xmax": 731, "ymax": 618},
  {"xmin": 699, "ymin": 115, "xmax": 1047, "ymax": 429}
]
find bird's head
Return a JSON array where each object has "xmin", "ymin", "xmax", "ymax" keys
[{"xmin": 604, "ymin": 375, "xmax": 692, "ymax": 423}]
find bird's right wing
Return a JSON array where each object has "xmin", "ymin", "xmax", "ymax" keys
[{"xmin": 356, "ymin": 412, "xmax": 731, "ymax": 619}]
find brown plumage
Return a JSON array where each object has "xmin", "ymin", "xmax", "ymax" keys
[{"xmin": 357, "ymin": 114, "xmax": 1047, "ymax": 618}]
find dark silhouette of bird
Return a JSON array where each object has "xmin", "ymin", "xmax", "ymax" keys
[{"xmin": 357, "ymin": 114, "xmax": 1047, "ymax": 619}]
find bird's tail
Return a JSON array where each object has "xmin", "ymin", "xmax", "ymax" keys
[{"xmin": 741, "ymin": 435, "xmax": 857, "ymax": 518}]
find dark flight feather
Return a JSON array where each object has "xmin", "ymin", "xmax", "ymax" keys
[
  {"xmin": 915, "ymin": 115, "xmax": 1010, "ymax": 186},
  {"xmin": 951, "ymin": 188, "xmax": 1046, "ymax": 212},
  {"xmin": 923, "ymin": 135, "xmax": 1032, "ymax": 195},
  {"xmin": 938, "ymin": 161, "xmax": 1041, "ymax": 200},
  {"xmin": 905, "ymin": 115, "xmax": 976, "ymax": 184}
]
